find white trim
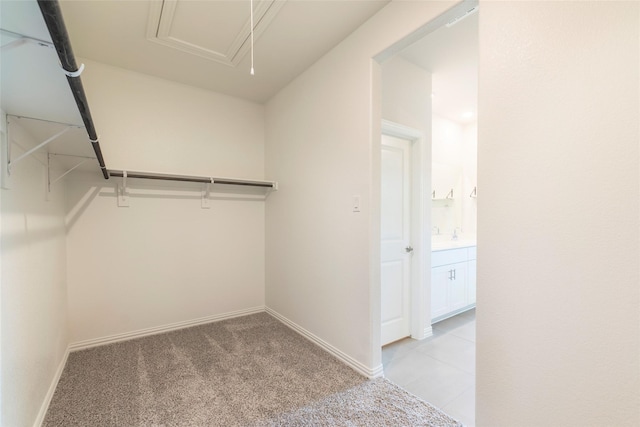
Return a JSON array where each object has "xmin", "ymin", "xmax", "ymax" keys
[
  {"xmin": 431, "ymin": 304, "xmax": 476, "ymax": 325},
  {"xmin": 381, "ymin": 120, "xmax": 423, "ymax": 140},
  {"xmin": 69, "ymin": 306, "xmax": 265, "ymax": 352},
  {"xmin": 374, "ymin": 0, "xmax": 478, "ymax": 63},
  {"xmin": 265, "ymin": 307, "xmax": 384, "ymax": 379},
  {"xmin": 33, "ymin": 347, "xmax": 70, "ymax": 427},
  {"xmin": 423, "ymin": 326, "xmax": 434, "ymax": 339}
]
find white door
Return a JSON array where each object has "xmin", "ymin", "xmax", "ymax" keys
[{"xmin": 381, "ymin": 134, "xmax": 412, "ymax": 346}]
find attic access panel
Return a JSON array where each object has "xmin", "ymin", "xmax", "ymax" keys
[{"xmin": 146, "ymin": 0, "xmax": 286, "ymax": 67}]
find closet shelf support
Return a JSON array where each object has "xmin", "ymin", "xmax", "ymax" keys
[
  {"xmin": 47, "ymin": 153, "xmax": 92, "ymax": 190},
  {"xmin": 0, "ymin": 28, "xmax": 55, "ymax": 52},
  {"xmin": 37, "ymin": 0, "xmax": 109, "ymax": 179},
  {"xmin": 9, "ymin": 124, "xmax": 76, "ymax": 170}
]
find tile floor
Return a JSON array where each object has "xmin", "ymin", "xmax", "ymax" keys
[{"xmin": 382, "ymin": 309, "xmax": 476, "ymax": 426}]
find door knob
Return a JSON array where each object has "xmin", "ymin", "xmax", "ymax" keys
[{"xmin": 405, "ymin": 246, "xmax": 414, "ymax": 253}]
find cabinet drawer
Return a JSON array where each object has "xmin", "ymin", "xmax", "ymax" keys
[{"xmin": 432, "ymin": 248, "xmax": 468, "ymax": 267}]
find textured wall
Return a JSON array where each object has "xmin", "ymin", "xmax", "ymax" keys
[{"xmin": 476, "ymin": 2, "xmax": 640, "ymax": 425}]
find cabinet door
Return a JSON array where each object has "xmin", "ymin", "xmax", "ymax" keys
[
  {"xmin": 431, "ymin": 265, "xmax": 451, "ymax": 320},
  {"xmin": 467, "ymin": 260, "xmax": 477, "ymax": 305},
  {"xmin": 448, "ymin": 262, "xmax": 467, "ymax": 311}
]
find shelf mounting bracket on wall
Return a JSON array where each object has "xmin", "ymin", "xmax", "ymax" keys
[
  {"xmin": 201, "ymin": 178, "xmax": 214, "ymax": 209},
  {"xmin": 7, "ymin": 122, "xmax": 78, "ymax": 174},
  {"xmin": 47, "ymin": 153, "xmax": 94, "ymax": 192},
  {"xmin": 0, "ymin": 28, "xmax": 55, "ymax": 52},
  {"xmin": 117, "ymin": 171, "xmax": 129, "ymax": 207}
]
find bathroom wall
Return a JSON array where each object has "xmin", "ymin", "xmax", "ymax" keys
[{"xmin": 432, "ymin": 115, "xmax": 477, "ymax": 238}]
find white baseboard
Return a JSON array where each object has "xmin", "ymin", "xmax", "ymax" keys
[
  {"xmin": 69, "ymin": 306, "xmax": 265, "ymax": 352},
  {"xmin": 423, "ymin": 326, "xmax": 433, "ymax": 339},
  {"xmin": 265, "ymin": 306, "xmax": 383, "ymax": 379},
  {"xmin": 34, "ymin": 347, "xmax": 70, "ymax": 427}
]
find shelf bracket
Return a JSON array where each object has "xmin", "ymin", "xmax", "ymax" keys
[
  {"xmin": 1, "ymin": 112, "xmax": 9, "ymax": 189},
  {"xmin": 1, "ymin": 38, "xmax": 27, "ymax": 52},
  {"xmin": 117, "ymin": 170, "xmax": 129, "ymax": 207},
  {"xmin": 8, "ymin": 124, "xmax": 74, "ymax": 173},
  {"xmin": 0, "ymin": 28, "xmax": 55, "ymax": 53},
  {"xmin": 201, "ymin": 178, "xmax": 214, "ymax": 209},
  {"xmin": 47, "ymin": 153, "xmax": 93, "ymax": 192},
  {"xmin": 265, "ymin": 181, "xmax": 278, "ymax": 198}
]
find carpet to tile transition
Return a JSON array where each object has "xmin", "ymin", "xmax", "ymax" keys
[{"xmin": 44, "ymin": 312, "xmax": 462, "ymax": 426}]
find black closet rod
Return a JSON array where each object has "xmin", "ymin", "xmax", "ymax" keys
[
  {"xmin": 37, "ymin": 0, "xmax": 109, "ymax": 180},
  {"xmin": 108, "ymin": 170, "xmax": 276, "ymax": 188}
]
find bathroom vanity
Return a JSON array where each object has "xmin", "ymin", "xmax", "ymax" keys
[{"xmin": 431, "ymin": 241, "xmax": 476, "ymax": 323}]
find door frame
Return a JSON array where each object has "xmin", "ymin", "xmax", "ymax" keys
[{"xmin": 382, "ymin": 120, "xmax": 431, "ymax": 341}]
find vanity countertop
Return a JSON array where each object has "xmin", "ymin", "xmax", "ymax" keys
[{"xmin": 432, "ymin": 238, "xmax": 476, "ymax": 251}]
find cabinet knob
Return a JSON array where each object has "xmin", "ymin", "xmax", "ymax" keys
[{"xmin": 405, "ymin": 246, "xmax": 414, "ymax": 253}]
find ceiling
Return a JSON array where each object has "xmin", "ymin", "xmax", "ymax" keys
[
  {"xmin": 0, "ymin": 0, "xmax": 389, "ymax": 174},
  {"xmin": 0, "ymin": 0, "xmax": 475, "ymax": 177},
  {"xmin": 400, "ymin": 11, "xmax": 478, "ymax": 125},
  {"xmin": 58, "ymin": 0, "xmax": 389, "ymax": 104}
]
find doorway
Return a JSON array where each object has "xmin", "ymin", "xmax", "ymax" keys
[
  {"xmin": 376, "ymin": 0, "xmax": 478, "ymax": 425},
  {"xmin": 380, "ymin": 121, "xmax": 428, "ymax": 346}
]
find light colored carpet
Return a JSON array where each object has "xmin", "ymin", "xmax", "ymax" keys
[{"xmin": 44, "ymin": 312, "xmax": 463, "ymax": 426}]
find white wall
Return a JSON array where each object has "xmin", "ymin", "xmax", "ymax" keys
[
  {"xmin": 432, "ymin": 115, "xmax": 463, "ymax": 234},
  {"xmin": 477, "ymin": 1, "xmax": 640, "ymax": 425},
  {"xmin": 382, "ymin": 56, "xmax": 432, "ymax": 134},
  {"xmin": 1, "ymin": 117, "xmax": 68, "ymax": 427},
  {"xmin": 80, "ymin": 59, "xmax": 264, "ymax": 179},
  {"xmin": 1, "ymin": 111, "xmax": 4, "ymax": 427},
  {"xmin": 265, "ymin": 1, "xmax": 453, "ymax": 373},
  {"xmin": 66, "ymin": 61, "xmax": 266, "ymax": 344}
]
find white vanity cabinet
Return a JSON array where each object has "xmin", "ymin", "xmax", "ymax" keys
[{"xmin": 431, "ymin": 245, "xmax": 476, "ymax": 323}]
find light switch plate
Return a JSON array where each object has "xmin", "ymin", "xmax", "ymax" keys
[{"xmin": 353, "ymin": 195, "xmax": 361, "ymax": 212}]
